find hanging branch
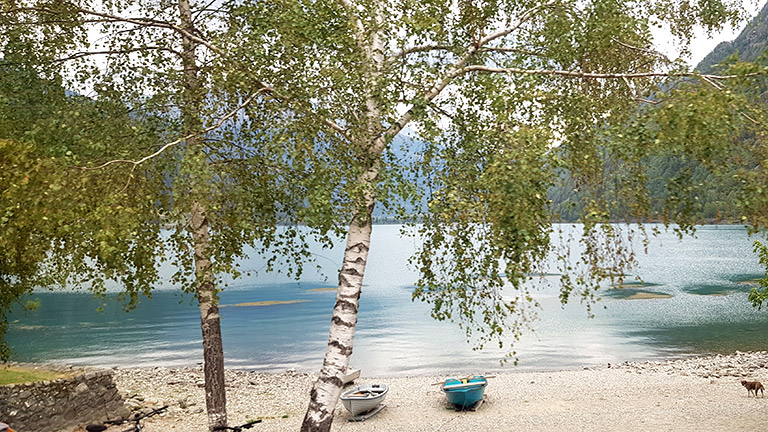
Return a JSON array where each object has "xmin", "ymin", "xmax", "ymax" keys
[
  {"xmin": 610, "ymin": 37, "xmax": 675, "ymax": 64},
  {"xmin": 376, "ymin": 0, "xmax": 562, "ymax": 148},
  {"xmin": 457, "ymin": 65, "xmax": 768, "ymax": 80},
  {"xmin": 5, "ymin": 2, "xmax": 351, "ymax": 142},
  {"xmin": 81, "ymin": 89, "xmax": 263, "ymax": 189},
  {"xmin": 49, "ymin": 46, "xmax": 184, "ymax": 63}
]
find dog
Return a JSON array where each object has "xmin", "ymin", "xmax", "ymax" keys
[{"xmin": 741, "ymin": 380, "xmax": 765, "ymax": 397}]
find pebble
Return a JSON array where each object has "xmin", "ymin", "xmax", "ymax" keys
[
  {"xmin": 611, "ymin": 351, "xmax": 768, "ymax": 378},
  {"xmin": 108, "ymin": 351, "xmax": 768, "ymax": 431}
]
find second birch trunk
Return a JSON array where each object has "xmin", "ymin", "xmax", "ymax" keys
[{"xmin": 300, "ymin": 210, "xmax": 375, "ymax": 431}]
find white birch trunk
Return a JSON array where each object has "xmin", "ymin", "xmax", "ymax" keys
[
  {"xmin": 300, "ymin": 210, "xmax": 374, "ymax": 431},
  {"xmin": 301, "ymin": 3, "xmax": 395, "ymax": 429}
]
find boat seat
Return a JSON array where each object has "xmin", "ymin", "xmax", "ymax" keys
[{"xmin": 350, "ymin": 390, "xmax": 385, "ymax": 397}]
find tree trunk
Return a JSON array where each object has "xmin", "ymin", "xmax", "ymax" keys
[
  {"xmin": 178, "ymin": 1, "xmax": 227, "ymax": 430},
  {"xmin": 302, "ymin": 6, "xmax": 386, "ymax": 431},
  {"xmin": 300, "ymin": 208, "xmax": 374, "ymax": 432},
  {"xmin": 191, "ymin": 201, "xmax": 228, "ymax": 430}
]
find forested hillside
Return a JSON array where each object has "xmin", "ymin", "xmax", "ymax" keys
[
  {"xmin": 549, "ymin": 3, "xmax": 768, "ymax": 223},
  {"xmin": 548, "ymin": 154, "xmax": 744, "ymax": 222},
  {"xmin": 697, "ymin": 2, "xmax": 768, "ymax": 73}
]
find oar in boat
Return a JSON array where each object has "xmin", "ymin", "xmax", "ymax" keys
[{"xmin": 430, "ymin": 375, "xmax": 496, "ymax": 386}]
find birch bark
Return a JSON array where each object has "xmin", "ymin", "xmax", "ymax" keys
[
  {"xmin": 300, "ymin": 209, "xmax": 375, "ymax": 431},
  {"xmin": 191, "ymin": 201, "xmax": 227, "ymax": 430},
  {"xmin": 301, "ymin": 2, "xmax": 558, "ymax": 429},
  {"xmin": 300, "ymin": 3, "xmax": 386, "ymax": 429},
  {"xmin": 179, "ymin": 1, "xmax": 227, "ymax": 429}
]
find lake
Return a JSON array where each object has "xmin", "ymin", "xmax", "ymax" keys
[{"xmin": 6, "ymin": 224, "xmax": 768, "ymax": 376}]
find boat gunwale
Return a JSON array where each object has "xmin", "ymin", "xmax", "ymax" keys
[
  {"xmin": 340, "ymin": 383, "xmax": 389, "ymax": 401},
  {"xmin": 340, "ymin": 383, "xmax": 389, "ymax": 416},
  {"xmin": 442, "ymin": 376, "xmax": 488, "ymax": 409},
  {"xmin": 442, "ymin": 376, "xmax": 488, "ymax": 392}
]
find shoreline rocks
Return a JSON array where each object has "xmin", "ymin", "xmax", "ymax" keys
[
  {"xmin": 104, "ymin": 351, "xmax": 768, "ymax": 431},
  {"xmin": 0, "ymin": 366, "xmax": 129, "ymax": 432},
  {"xmin": 7, "ymin": 351, "xmax": 768, "ymax": 431},
  {"xmin": 609, "ymin": 350, "xmax": 768, "ymax": 378}
]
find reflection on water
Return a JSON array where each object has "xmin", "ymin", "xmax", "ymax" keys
[{"xmin": 6, "ymin": 224, "xmax": 768, "ymax": 376}]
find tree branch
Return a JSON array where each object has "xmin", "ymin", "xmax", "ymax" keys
[
  {"xmin": 610, "ymin": 37, "xmax": 674, "ymax": 64},
  {"xmin": 3, "ymin": 4, "xmax": 219, "ymax": 55},
  {"xmin": 0, "ymin": 17, "xmax": 115, "ymax": 26},
  {"xmin": 82, "ymin": 90, "xmax": 263, "ymax": 173},
  {"xmin": 70, "ymin": 5, "xmax": 222, "ymax": 56},
  {"xmin": 6, "ymin": 3, "xmax": 351, "ymax": 142},
  {"xmin": 75, "ymin": 5, "xmax": 349, "ymax": 140},
  {"xmin": 699, "ymin": 75, "xmax": 724, "ymax": 90},
  {"xmin": 477, "ymin": 1, "xmax": 560, "ymax": 47},
  {"xmin": 377, "ymin": 1, "xmax": 556, "ymax": 146},
  {"xmin": 192, "ymin": 0, "xmax": 222, "ymax": 20},
  {"xmin": 48, "ymin": 46, "xmax": 183, "ymax": 64},
  {"xmin": 699, "ymin": 75, "xmax": 761, "ymax": 125},
  {"xmin": 387, "ymin": 2, "xmax": 558, "ymax": 66},
  {"xmin": 478, "ymin": 46, "xmax": 549, "ymax": 59},
  {"xmin": 388, "ymin": 45, "xmax": 455, "ymax": 63},
  {"xmin": 633, "ymin": 97, "xmax": 664, "ymax": 105},
  {"xmin": 457, "ymin": 65, "xmax": 768, "ymax": 80}
]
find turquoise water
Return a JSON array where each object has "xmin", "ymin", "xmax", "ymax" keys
[{"xmin": 6, "ymin": 224, "xmax": 768, "ymax": 376}]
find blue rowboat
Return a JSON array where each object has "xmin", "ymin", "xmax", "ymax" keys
[{"xmin": 442, "ymin": 376, "xmax": 487, "ymax": 410}]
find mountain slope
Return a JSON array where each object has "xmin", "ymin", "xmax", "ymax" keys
[{"xmin": 697, "ymin": 1, "xmax": 768, "ymax": 72}]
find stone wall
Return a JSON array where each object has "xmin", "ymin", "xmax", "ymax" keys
[{"xmin": 0, "ymin": 367, "xmax": 130, "ymax": 432}]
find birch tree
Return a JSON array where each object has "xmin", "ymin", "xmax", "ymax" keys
[
  {"xmin": 1, "ymin": 1, "xmax": 351, "ymax": 430},
  {"xmin": 0, "ymin": 7, "xmax": 152, "ymax": 361},
  {"xmin": 4, "ymin": 2, "xmax": 766, "ymax": 431},
  {"xmin": 222, "ymin": 1, "xmax": 766, "ymax": 430}
]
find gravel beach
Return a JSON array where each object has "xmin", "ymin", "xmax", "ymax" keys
[{"xmin": 94, "ymin": 351, "xmax": 768, "ymax": 432}]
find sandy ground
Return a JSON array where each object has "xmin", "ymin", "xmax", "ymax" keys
[{"xmin": 106, "ymin": 358, "xmax": 768, "ymax": 432}]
